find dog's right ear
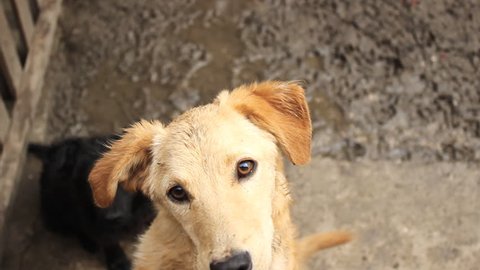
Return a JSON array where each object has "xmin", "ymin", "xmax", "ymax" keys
[{"xmin": 88, "ymin": 120, "xmax": 164, "ymax": 208}]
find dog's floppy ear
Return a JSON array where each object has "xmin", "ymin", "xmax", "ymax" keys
[
  {"xmin": 227, "ymin": 81, "xmax": 312, "ymax": 165},
  {"xmin": 88, "ymin": 120, "xmax": 164, "ymax": 208}
]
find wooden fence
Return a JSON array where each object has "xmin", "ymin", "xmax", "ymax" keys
[{"xmin": 0, "ymin": 0, "xmax": 62, "ymax": 255}]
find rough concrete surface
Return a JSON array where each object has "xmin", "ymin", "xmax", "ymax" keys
[
  {"xmin": 2, "ymin": 0, "xmax": 480, "ymax": 269},
  {"xmin": 288, "ymin": 159, "xmax": 480, "ymax": 270}
]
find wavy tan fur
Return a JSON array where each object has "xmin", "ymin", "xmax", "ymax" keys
[{"xmin": 89, "ymin": 81, "xmax": 350, "ymax": 270}]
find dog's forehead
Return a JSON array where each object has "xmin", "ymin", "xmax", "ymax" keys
[
  {"xmin": 159, "ymin": 104, "xmax": 277, "ymax": 174},
  {"xmin": 167, "ymin": 104, "xmax": 272, "ymax": 151}
]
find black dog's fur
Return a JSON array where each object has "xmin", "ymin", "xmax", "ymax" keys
[{"xmin": 29, "ymin": 136, "xmax": 156, "ymax": 270}]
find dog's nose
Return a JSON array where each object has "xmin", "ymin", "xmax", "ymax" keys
[{"xmin": 209, "ymin": 251, "xmax": 252, "ymax": 270}]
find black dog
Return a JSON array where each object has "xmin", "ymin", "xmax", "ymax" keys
[{"xmin": 29, "ymin": 136, "xmax": 156, "ymax": 270}]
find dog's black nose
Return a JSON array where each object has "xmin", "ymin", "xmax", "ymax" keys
[{"xmin": 209, "ymin": 251, "xmax": 252, "ymax": 270}]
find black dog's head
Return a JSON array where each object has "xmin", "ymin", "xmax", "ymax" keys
[
  {"xmin": 96, "ymin": 187, "xmax": 135, "ymax": 228},
  {"xmin": 30, "ymin": 136, "xmax": 156, "ymax": 239},
  {"xmin": 97, "ymin": 187, "xmax": 156, "ymax": 234}
]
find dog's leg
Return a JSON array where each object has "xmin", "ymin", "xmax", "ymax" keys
[{"xmin": 104, "ymin": 242, "xmax": 132, "ymax": 270}]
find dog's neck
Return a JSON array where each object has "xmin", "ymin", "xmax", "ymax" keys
[{"xmin": 270, "ymin": 157, "xmax": 297, "ymax": 269}]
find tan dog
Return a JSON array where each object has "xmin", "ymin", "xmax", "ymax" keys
[{"xmin": 88, "ymin": 81, "xmax": 351, "ymax": 270}]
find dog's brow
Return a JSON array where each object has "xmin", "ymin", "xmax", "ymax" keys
[{"xmin": 224, "ymin": 154, "xmax": 237, "ymax": 166}]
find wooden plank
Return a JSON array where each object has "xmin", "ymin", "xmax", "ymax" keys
[
  {"xmin": 0, "ymin": 99, "xmax": 10, "ymax": 143},
  {"xmin": 0, "ymin": 0, "xmax": 62, "ymax": 255},
  {"xmin": 0, "ymin": 1, "xmax": 22, "ymax": 97},
  {"xmin": 12, "ymin": 0, "xmax": 35, "ymax": 49}
]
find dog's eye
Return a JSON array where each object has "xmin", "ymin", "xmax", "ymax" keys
[
  {"xmin": 167, "ymin": 185, "xmax": 189, "ymax": 203},
  {"xmin": 237, "ymin": 159, "xmax": 256, "ymax": 179}
]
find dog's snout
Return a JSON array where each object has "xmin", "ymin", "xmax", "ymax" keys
[{"xmin": 209, "ymin": 251, "xmax": 252, "ymax": 270}]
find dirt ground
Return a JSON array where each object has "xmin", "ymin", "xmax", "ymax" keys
[{"xmin": 2, "ymin": 0, "xmax": 480, "ymax": 269}]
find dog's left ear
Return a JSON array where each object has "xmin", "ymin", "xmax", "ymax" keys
[
  {"xmin": 226, "ymin": 81, "xmax": 312, "ymax": 165},
  {"xmin": 88, "ymin": 120, "xmax": 164, "ymax": 208}
]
